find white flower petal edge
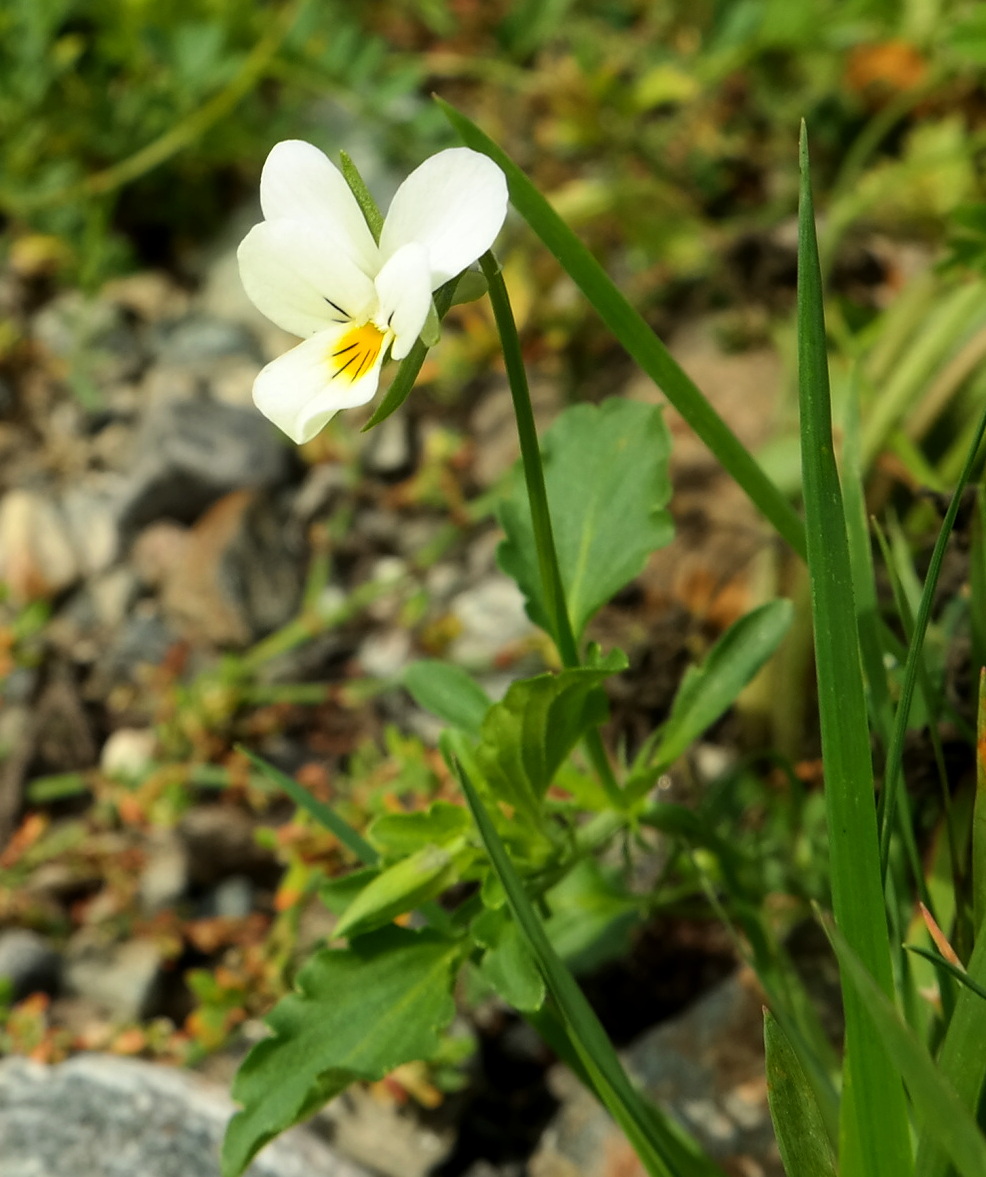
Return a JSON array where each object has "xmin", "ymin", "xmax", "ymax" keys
[
  {"xmin": 238, "ymin": 141, "xmax": 508, "ymax": 443},
  {"xmin": 252, "ymin": 325, "xmax": 386, "ymax": 444},
  {"xmin": 380, "ymin": 148, "xmax": 509, "ymax": 287},
  {"xmin": 260, "ymin": 141, "xmax": 378, "ymax": 274}
]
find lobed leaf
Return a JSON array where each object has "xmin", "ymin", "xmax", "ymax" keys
[
  {"xmin": 498, "ymin": 399, "xmax": 673, "ymax": 639},
  {"xmin": 473, "ymin": 650, "xmax": 627, "ymax": 826},
  {"xmin": 222, "ymin": 927, "xmax": 461, "ymax": 1177}
]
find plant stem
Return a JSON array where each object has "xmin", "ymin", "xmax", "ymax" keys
[{"xmin": 480, "ymin": 251, "xmax": 623, "ymax": 808}]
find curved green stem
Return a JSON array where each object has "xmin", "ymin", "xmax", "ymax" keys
[{"xmin": 480, "ymin": 251, "xmax": 623, "ymax": 808}]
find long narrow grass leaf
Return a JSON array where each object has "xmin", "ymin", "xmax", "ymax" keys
[
  {"xmin": 438, "ymin": 98, "xmax": 806, "ymax": 560},
  {"xmin": 912, "ymin": 918, "xmax": 986, "ymax": 1177},
  {"xmin": 239, "ymin": 747, "xmax": 378, "ymax": 865},
  {"xmin": 797, "ymin": 123, "xmax": 911, "ymax": 1177},
  {"xmin": 825, "ymin": 918, "xmax": 986, "ymax": 1177},
  {"xmin": 878, "ymin": 398, "xmax": 986, "ymax": 868},
  {"xmin": 764, "ymin": 1009, "xmax": 837, "ymax": 1177}
]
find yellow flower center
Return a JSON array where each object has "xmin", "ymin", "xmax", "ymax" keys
[{"xmin": 327, "ymin": 322, "xmax": 386, "ymax": 385}]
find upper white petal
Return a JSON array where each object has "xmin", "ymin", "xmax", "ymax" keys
[
  {"xmin": 374, "ymin": 242, "xmax": 433, "ymax": 361},
  {"xmin": 260, "ymin": 140, "xmax": 379, "ymax": 273},
  {"xmin": 379, "ymin": 148, "xmax": 508, "ymax": 288},
  {"xmin": 238, "ymin": 219, "xmax": 377, "ymax": 339},
  {"xmin": 252, "ymin": 325, "xmax": 384, "ymax": 445}
]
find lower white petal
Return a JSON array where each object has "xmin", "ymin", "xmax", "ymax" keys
[
  {"xmin": 374, "ymin": 242, "xmax": 433, "ymax": 360},
  {"xmin": 238, "ymin": 219, "xmax": 377, "ymax": 340},
  {"xmin": 379, "ymin": 148, "xmax": 508, "ymax": 288},
  {"xmin": 252, "ymin": 324, "xmax": 386, "ymax": 444}
]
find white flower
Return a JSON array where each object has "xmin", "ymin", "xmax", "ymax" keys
[{"xmin": 237, "ymin": 141, "xmax": 508, "ymax": 444}]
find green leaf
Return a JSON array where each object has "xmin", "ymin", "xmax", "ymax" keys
[
  {"xmin": 764, "ymin": 1008, "xmax": 837, "ymax": 1177},
  {"xmin": 913, "ymin": 918, "xmax": 986, "ymax": 1177},
  {"xmin": 369, "ymin": 800, "xmax": 472, "ymax": 857},
  {"xmin": 498, "ymin": 399, "xmax": 673, "ymax": 639},
  {"xmin": 438, "ymin": 98, "xmax": 806, "ymax": 561},
  {"xmin": 333, "ymin": 842, "xmax": 464, "ymax": 941},
  {"xmin": 825, "ymin": 917, "xmax": 986, "ymax": 1177},
  {"xmin": 449, "ymin": 751, "xmax": 725, "ymax": 1177},
  {"xmin": 403, "ymin": 660, "xmax": 492, "ymax": 737},
  {"xmin": 797, "ymin": 125, "xmax": 912, "ymax": 1177},
  {"xmin": 319, "ymin": 866, "xmax": 380, "ymax": 915},
  {"xmin": 472, "ymin": 908, "xmax": 546, "ymax": 1011},
  {"xmin": 652, "ymin": 600, "xmax": 793, "ymax": 771},
  {"xmin": 474, "ymin": 651, "xmax": 627, "ymax": 826},
  {"xmin": 543, "ymin": 858, "xmax": 641, "ymax": 974},
  {"xmin": 222, "ymin": 927, "xmax": 460, "ymax": 1177}
]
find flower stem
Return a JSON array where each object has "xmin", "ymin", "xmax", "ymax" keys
[{"xmin": 480, "ymin": 251, "xmax": 623, "ymax": 809}]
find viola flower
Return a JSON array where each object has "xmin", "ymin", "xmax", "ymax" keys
[{"xmin": 238, "ymin": 141, "xmax": 508, "ymax": 444}]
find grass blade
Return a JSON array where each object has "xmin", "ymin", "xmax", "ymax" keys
[
  {"xmin": 239, "ymin": 747, "xmax": 378, "ymax": 865},
  {"xmin": 912, "ymin": 918, "xmax": 986, "ymax": 1177},
  {"xmin": 764, "ymin": 1008, "xmax": 837, "ymax": 1177},
  {"xmin": 796, "ymin": 123, "xmax": 912, "ymax": 1177},
  {"xmin": 438, "ymin": 97, "xmax": 806, "ymax": 561},
  {"xmin": 826, "ymin": 917, "xmax": 986, "ymax": 1177}
]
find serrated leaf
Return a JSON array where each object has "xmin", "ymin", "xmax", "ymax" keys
[
  {"xmin": 474, "ymin": 651, "xmax": 627, "ymax": 826},
  {"xmin": 764, "ymin": 1008, "xmax": 837, "ymax": 1177},
  {"xmin": 369, "ymin": 800, "xmax": 472, "ymax": 857},
  {"xmin": 333, "ymin": 843, "xmax": 462, "ymax": 940},
  {"xmin": 403, "ymin": 660, "xmax": 492, "ymax": 737},
  {"xmin": 472, "ymin": 908, "xmax": 546, "ymax": 1012},
  {"xmin": 222, "ymin": 927, "xmax": 460, "ymax": 1177},
  {"xmin": 652, "ymin": 600, "xmax": 793, "ymax": 771},
  {"xmin": 498, "ymin": 400, "xmax": 673, "ymax": 639}
]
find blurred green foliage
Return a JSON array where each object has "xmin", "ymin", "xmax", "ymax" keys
[{"xmin": 1, "ymin": 0, "xmax": 984, "ymax": 289}]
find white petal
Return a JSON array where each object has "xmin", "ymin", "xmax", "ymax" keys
[
  {"xmin": 374, "ymin": 242, "xmax": 433, "ymax": 360},
  {"xmin": 260, "ymin": 140, "xmax": 378, "ymax": 273},
  {"xmin": 379, "ymin": 148, "xmax": 508, "ymax": 288},
  {"xmin": 238, "ymin": 219, "xmax": 377, "ymax": 339},
  {"xmin": 252, "ymin": 324, "xmax": 386, "ymax": 444}
]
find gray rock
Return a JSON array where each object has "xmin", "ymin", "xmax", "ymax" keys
[
  {"xmin": 0, "ymin": 929, "xmax": 62, "ymax": 1001},
  {"xmin": 139, "ymin": 830, "xmax": 190, "ymax": 914},
  {"xmin": 33, "ymin": 291, "xmax": 145, "ymax": 387},
  {"xmin": 151, "ymin": 315, "xmax": 262, "ymax": 367},
  {"xmin": 209, "ymin": 875, "xmax": 255, "ymax": 920},
  {"xmin": 529, "ymin": 969, "xmax": 781, "ymax": 1177},
  {"xmin": 64, "ymin": 935, "xmax": 164, "ymax": 1021},
  {"xmin": 0, "ymin": 1054, "xmax": 373, "ymax": 1177},
  {"xmin": 0, "ymin": 489, "xmax": 81, "ymax": 604},
  {"xmin": 448, "ymin": 575, "xmax": 535, "ymax": 670},
  {"xmin": 361, "ymin": 412, "xmax": 416, "ymax": 481},
  {"xmin": 120, "ymin": 398, "xmax": 294, "ymax": 532}
]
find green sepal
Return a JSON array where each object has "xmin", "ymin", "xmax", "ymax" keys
[{"xmin": 339, "ymin": 150, "xmax": 383, "ymax": 242}]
